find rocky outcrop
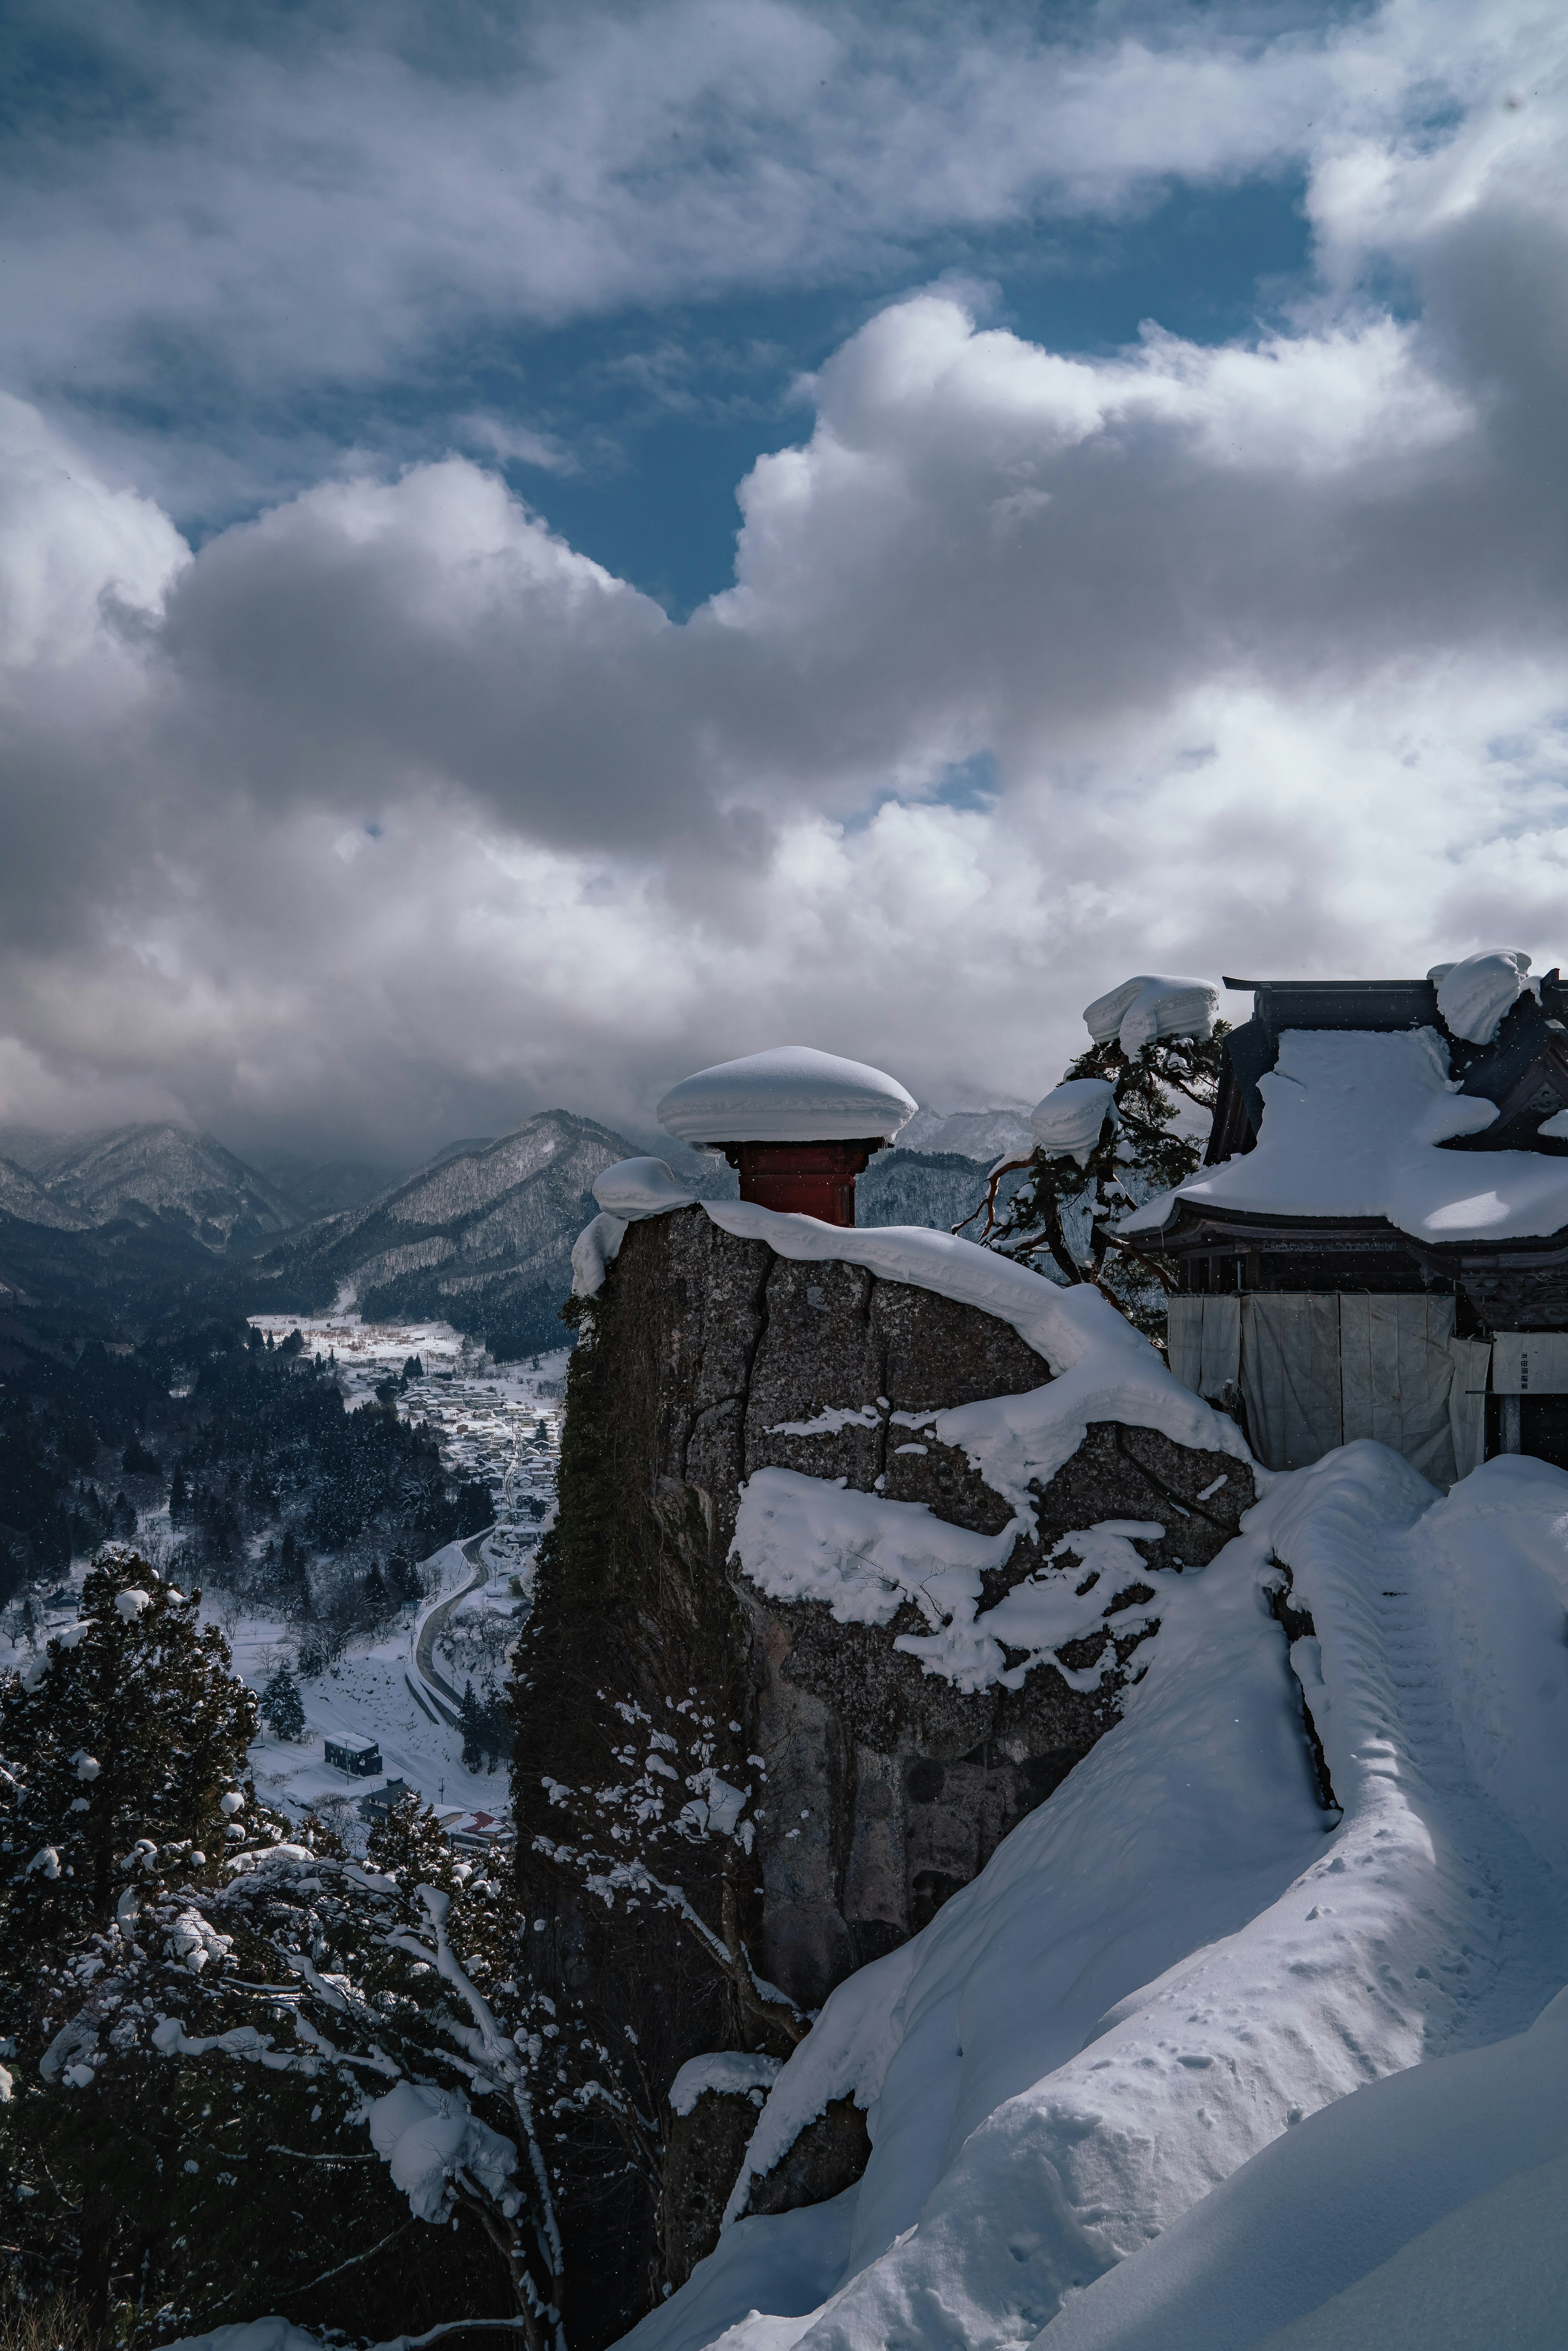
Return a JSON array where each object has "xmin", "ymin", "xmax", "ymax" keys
[{"xmin": 510, "ymin": 1206, "xmax": 1253, "ymax": 2343}]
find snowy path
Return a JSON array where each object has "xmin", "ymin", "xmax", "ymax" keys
[
  {"xmin": 1265, "ymin": 1448, "xmax": 1568, "ymax": 2060},
  {"xmin": 413, "ymin": 1531, "xmax": 491, "ymax": 1711},
  {"xmin": 622, "ymin": 1445, "xmax": 1568, "ymax": 2351}
]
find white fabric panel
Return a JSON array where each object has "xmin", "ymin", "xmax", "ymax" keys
[
  {"xmin": 1339, "ymin": 1293, "xmax": 1457, "ymax": 1489},
  {"xmin": 1240, "ymin": 1295, "xmax": 1343, "ymax": 1472},
  {"xmin": 1448, "ymin": 1337, "xmax": 1492, "ymax": 1482},
  {"xmin": 1167, "ymin": 1295, "xmax": 1241, "ymax": 1400},
  {"xmin": 1491, "ymin": 1332, "xmax": 1568, "ymax": 1394}
]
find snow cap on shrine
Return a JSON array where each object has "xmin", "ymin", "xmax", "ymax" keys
[
  {"xmin": 1428, "ymin": 950, "xmax": 1537, "ymax": 1046},
  {"xmin": 1084, "ymin": 974, "xmax": 1219, "ymax": 1057},
  {"xmin": 657, "ymin": 1046, "xmax": 917, "ymax": 1147}
]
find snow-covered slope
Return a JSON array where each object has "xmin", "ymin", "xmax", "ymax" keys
[
  {"xmin": 897, "ymin": 1105, "xmax": 1036, "ymax": 1161},
  {"xmin": 620, "ymin": 1444, "xmax": 1568, "ymax": 2351},
  {"xmin": 251, "ymin": 1110, "xmax": 643, "ymax": 1358},
  {"xmin": 0, "ymin": 1154, "xmax": 91, "ymax": 1231},
  {"xmin": 1, "ymin": 1122, "xmax": 296, "ymax": 1249}
]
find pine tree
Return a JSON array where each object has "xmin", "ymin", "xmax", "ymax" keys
[
  {"xmin": 259, "ymin": 1663, "xmax": 305, "ymax": 1742},
  {"xmin": 111, "ymin": 1490, "xmax": 136, "ymax": 1540},
  {"xmin": 0, "ymin": 1548, "xmax": 257, "ymax": 1981},
  {"xmin": 167, "ymin": 1462, "xmax": 189, "ymax": 1523},
  {"xmin": 960, "ymin": 1025, "xmax": 1230, "ymax": 1341},
  {"xmin": 388, "ymin": 1547, "xmax": 422, "ymax": 1607},
  {"xmin": 458, "ymin": 1677, "xmax": 486, "ymax": 1773}
]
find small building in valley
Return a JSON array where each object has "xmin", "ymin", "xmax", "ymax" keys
[
  {"xmin": 1125, "ymin": 952, "xmax": 1568, "ymax": 1477},
  {"xmin": 356, "ymin": 1775, "xmax": 409, "ymax": 1821},
  {"xmin": 324, "ymin": 1733, "xmax": 383, "ymax": 1778}
]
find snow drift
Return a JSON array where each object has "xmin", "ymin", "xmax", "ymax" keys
[{"xmin": 619, "ymin": 1445, "xmax": 1568, "ymax": 2351}]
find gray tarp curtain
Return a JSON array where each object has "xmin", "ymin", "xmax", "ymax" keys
[
  {"xmin": 1447, "ymin": 1337, "xmax": 1491, "ymax": 1482},
  {"xmin": 1167, "ymin": 1294, "xmax": 1239, "ymax": 1400},
  {"xmin": 1169, "ymin": 1292, "xmax": 1479, "ymax": 1486}
]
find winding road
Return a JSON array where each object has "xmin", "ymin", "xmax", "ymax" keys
[{"xmin": 408, "ymin": 1531, "xmax": 492, "ymax": 1724}]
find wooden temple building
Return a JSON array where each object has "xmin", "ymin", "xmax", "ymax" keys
[{"xmin": 1126, "ymin": 972, "xmax": 1568, "ymax": 1480}]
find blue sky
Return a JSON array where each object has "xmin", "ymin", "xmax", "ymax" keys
[{"xmin": 0, "ymin": 1, "xmax": 1564, "ymax": 1156}]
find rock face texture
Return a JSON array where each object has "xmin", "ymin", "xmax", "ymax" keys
[{"xmin": 510, "ymin": 1207, "xmax": 1253, "ymax": 2345}]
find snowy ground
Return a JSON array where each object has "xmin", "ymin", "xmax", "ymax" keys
[
  {"xmin": 620, "ymin": 1442, "xmax": 1568, "ymax": 2351},
  {"xmin": 229, "ymin": 1548, "xmax": 515, "ymax": 1832}
]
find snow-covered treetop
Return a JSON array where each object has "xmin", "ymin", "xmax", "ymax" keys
[
  {"xmin": 1029, "ymin": 1077, "xmax": 1118, "ymax": 1166},
  {"xmin": 1083, "ymin": 974, "xmax": 1220, "ymax": 1056},
  {"xmin": 1430, "ymin": 949, "xmax": 1537, "ymax": 1045},
  {"xmin": 656, "ymin": 1045, "xmax": 917, "ymax": 1145}
]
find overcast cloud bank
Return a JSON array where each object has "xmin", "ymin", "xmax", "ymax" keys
[{"xmin": 2, "ymin": 0, "xmax": 1566, "ymax": 1159}]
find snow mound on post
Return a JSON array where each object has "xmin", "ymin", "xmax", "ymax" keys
[
  {"xmin": 657, "ymin": 1046, "xmax": 917, "ymax": 1145},
  {"xmin": 1082, "ymin": 975, "xmax": 1219, "ymax": 1056},
  {"xmin": 619, "ymin": 1445, "xmax": 1568, "ymax": 2351},
  {"xmin": 1030, "ymin": 1076, "xmax": 1118, "ymax": 1164},
  {"xmin": 1432, "ymin": 948, "xmax": 1535, "ymax": 1045},
  {"xmin": 594, "ymin": 1157, "xmax": 698, "ymax": 1219}
]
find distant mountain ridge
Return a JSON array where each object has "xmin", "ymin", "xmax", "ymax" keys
[
  {"xmin": 0, "ymin": 1122, "xmax": 295, "ymax": 1251},
  {"xmin": 248, "ymin": 1110, "xmax": 650, "ymax": 1358},
  {"xmin": 0, "ymin": 1156, "xmax": 92, "ymax": 1232},
  {"xmin": 0, "ymin": 1106, "xmax": 1033, "ymax": 1353}
]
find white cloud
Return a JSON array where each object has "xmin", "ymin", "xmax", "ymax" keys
[
  {"xmin": 2, "ymin": 0, "xmax": 1567, "ymax": 1157},
  {"xmin": 0, "ymin": 0, "xmax": 1538, "ymax": 460}
]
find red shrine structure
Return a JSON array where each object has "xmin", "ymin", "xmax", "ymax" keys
[{"xmin": 656, "ymin": 1045, "xmax": 918, "ymax": 1227}]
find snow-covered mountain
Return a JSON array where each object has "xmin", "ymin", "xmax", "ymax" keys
[
  {"xmin": 896, "ymin": 1103, "xmax": 1036, "ymax": 1161},
  {"xmin": 0, "ymin": 1154, "xmax": 91, "ymax": 1232},
  {"xmin": 857, "ymin": 1146, "xmax": 1021, "ymax": 1235},
  {"xmin": 0, "ymin": 1122, "xmax": 295, "ymax": 1251},
  {"xmin": 249, "ymin": 1109, "xmax": 651, "ymax": 1358}
]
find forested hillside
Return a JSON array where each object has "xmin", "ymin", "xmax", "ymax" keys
[{"xmin": 0, "ymin": 1319, "xmax": 493, "ymax": 1627}]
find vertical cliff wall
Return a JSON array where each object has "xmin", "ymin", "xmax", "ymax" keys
[{"xmin": 510, "ymin": 1206, "xmax": 1254, "ymax": 2344}]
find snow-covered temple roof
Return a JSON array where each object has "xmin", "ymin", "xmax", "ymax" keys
[
  {"xmin": 656, "ymin": 1045, "xmax": 917, "ymax": 1146},
  {"xmin": 1126, "ymin": 952, "xmax": 1568, "ymax": 1252}
]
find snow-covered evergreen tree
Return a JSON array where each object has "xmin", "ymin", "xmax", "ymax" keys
[
  {"xmin": 0, "ymin": 1547, "xmax": 256, "ymax": 1975},
  {"xmin": 11, "ymin": 1784, "xmax": 567, "ymax": 2347},
  {"xmin": 259, "ymin": 1663, "xmax": 305, "ymax": 1742},
  {"xmin": 0, "ymin": 1556, "xmax": 520, "ymax": 2338},
  {"xmin": 459, "ymin": 1677, "xmax": 486, "ymax": 1773},
  {"xmin": 960, "ymin": 1018, "xmax": 1229, "ymax": 1340}
]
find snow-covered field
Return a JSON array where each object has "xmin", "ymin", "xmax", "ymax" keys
[{"xmin": 230, "ymin": 1542, "xmax": 514, "ymax": 1833}]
